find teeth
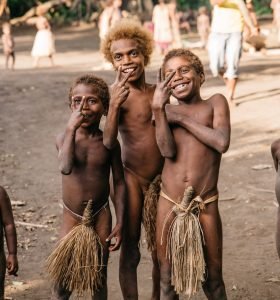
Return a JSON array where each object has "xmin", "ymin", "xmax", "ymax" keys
[
  {"xmin": 123, "ymin": 68, "xmax": 134, "ymax": 73},
  {"xmin": 174, "ymin": 84, "xmax": 186, "ymax": 90},
  {"xmin": 83, "ymin": 114, "xmax": 91, "ymax": 118}
]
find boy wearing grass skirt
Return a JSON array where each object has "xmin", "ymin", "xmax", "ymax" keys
[
  {"xmin": 101, "ymin": 19, "xmax": 164, "ymax": 299},
  {"xmin": 48, "ymin": 74, "xmax": 126, "ymax": 300},
  {"xmin": 152, "ymin": 49, "xmax": 230, "ymax": 299}
]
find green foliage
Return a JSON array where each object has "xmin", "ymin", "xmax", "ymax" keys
[
  {"xmin": 7, "ymin": 0, "xmax": 274, "ymax": 21},
  {"xmin": 8, "ymin": 0, "xmax": 36, "ymax": 18}
]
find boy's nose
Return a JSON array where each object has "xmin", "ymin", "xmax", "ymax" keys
[
  {"xmin": 82, "ymin": 100, "xmax": 89, "ymax": 109},
  {"xmin": 123, "ymin": 55, "xmax": 131, "ymax": 64}
]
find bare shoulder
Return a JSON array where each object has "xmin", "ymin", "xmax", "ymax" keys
[
  {"xmin": 207, "ymin": 93, "xmax": 230, "ymax": 114},
  {"xmin": 271, "ymin": 139, "xmax": 280, "ymax": 157},
  {"xmin": 208, "ymin": 93, "xmax": 228, "ymax": 108}
]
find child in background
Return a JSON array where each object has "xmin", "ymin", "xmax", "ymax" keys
[
  {"xmin": 0, "ymin": 186, "xmax": 18, "ymax": 299},
  {"xmin": 152, "ymin": 0, "xmax": 173, "ymax": 55},
  {"xmin": 47, "ymin": 74, "xmax": 126, "ymax": 299},
  {"xmin": 27, "ymin": 6, "xmax": 55, "ymax": 68},
  {"xmin": 271, "ymin": 0, "xmax": 280, "ymax": 43},
  {"xmin": 197, "ymin": 6, "xmax": 210, "ymax": 49},
  {"xmin": 1, "ymin": 22, "xmax": 15, "ymax": 70}
]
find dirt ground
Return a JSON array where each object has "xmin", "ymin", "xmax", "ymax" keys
[{"xmin": 1, "ymin": 23, "xmax": 280, "ymax": 299}]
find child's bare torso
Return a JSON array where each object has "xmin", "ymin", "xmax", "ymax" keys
[
  {"xmin": 119, "ymin": 85, "xmax": 163, "ymax": 181},
  {"xmin": 162, "ymin": 100, "xmax": 221, "ymax": 200},
  {"xmin": 62, "ymin": 132, "xmax": 111, "ymax": 216}
]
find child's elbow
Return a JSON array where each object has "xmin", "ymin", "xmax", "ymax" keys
[
  {"xmin": 59, "ymin": 165, "xmax": 72, "ymax": 175},
  {"xmin": 103, "ymin": 138, "xmax": 116, "ymax": 150},
  {"xmin": 219, "ymin": 140, "xmax": 230, "ymax": 154},
  {"xmin": 161, "ymin": 148, "xmax": 176, "ymax": 159}
]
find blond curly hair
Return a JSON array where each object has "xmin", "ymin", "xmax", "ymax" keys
[{"xmin": 100, "ymin": 19, "xmax": 154, "ymax": 66}]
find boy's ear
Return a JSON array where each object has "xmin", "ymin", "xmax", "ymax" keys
[{"xmin": 200, "ymin": 72, "xmax": 205, "ymax": 86}]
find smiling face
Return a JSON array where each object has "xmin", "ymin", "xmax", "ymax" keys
[
  {"xmin": 110, "ymin": 39, "xmax": 145, "ymax": 82},
  {"xmin": 71, "ymin": 84, "xmax": 105, "ymax": 127},
  {"xmin": 164, "ymin": 56, "xmax": 205, "ymax": 102}
]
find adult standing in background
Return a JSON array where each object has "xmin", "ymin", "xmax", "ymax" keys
[{"xmin": 208, "ymin": 0, "xmax": 257, "ymax": 106}]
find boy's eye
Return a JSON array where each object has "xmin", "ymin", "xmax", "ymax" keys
[
  {"xmin": 73, "ymin": 98, "xmax": 81, "ymax": 104},
  {"xmin": 180, "ymin": 67, "xmax": 191, "ymax": 74},
  {"xmin": 88, "ymin": 99, "xmax": 97, "ymax": 104},
  {"xmin": 114, "ymin": 54, "xmax": 122, "ymax": 61},
  {"xmin": 165, "ymin": 71, "xmax": 173, "ymax": 78},
  {"xmin": 130, "ymin": 50, "xmax": 138, "ymax": 57}
]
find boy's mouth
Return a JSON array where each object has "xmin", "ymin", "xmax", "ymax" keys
[
  {"xmin": 172, "ymin": 79, "xmax": 192, "ymax": 90},
  {"xmin": 82, "ymin": 113, "xmax": 92, "ymax": 119},
  {"xmin": 122, "ymin": 67, "xmax": 136, "ymax": 74}
]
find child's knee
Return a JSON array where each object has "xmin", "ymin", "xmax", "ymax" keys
[{"xmin": 121, "ymin": 242, "xmax": 141, "ymax": 268}]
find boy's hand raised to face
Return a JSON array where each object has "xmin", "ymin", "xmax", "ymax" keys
[
  {"xmin": 152, "ymin": 69, "xmax": 175, "ymax": 111},
  {"xmin": 67, "ymin": 96, "xmax": 86, "ymax": 131},
  {"xmin": 110, "ymin": 66, "xmax": 133, "ymax": 108}
]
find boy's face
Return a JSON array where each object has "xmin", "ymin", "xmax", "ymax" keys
[
  {"xmin": 111, "ymin": 39, "xmax": 145, "ymax": 82},
  {"xmin": 71, "ymin": 84, "xmax": 105, "ymax": 127},
  {"xmin": 164, "ymin": 56, "xmax": 204, "ymax": 101}
]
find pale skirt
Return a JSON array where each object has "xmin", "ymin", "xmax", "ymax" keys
[{"xmin": 31, "ymin": 29, "xmax": 55, "ymax": 57}]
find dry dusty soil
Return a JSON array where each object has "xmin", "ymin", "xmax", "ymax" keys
[{"xmin": 1, "ymin": 23, "xmax": 280, "ymax": 299}]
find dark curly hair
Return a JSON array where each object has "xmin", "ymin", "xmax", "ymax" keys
[
  {"xmin": 162, "ymin": 49, "xmax": 205, "ymax": 85},
  {"xmin": 68, "ymin": 74, "xmax": 110, "ymax": 114},
  {"xmin": 100, "ymin": 19, "xmax": 154, "ymax": 66}
]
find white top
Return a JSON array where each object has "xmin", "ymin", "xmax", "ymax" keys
[{"xmin": 211, "ymin": 1, "xmax": 244, "ymax": 33}]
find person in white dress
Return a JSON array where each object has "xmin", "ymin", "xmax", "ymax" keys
[
  {"xmin": 27, "ymin": 6, "xmax": 55, "ymax": 68},
  {"xmin": 152, "ymin": 0, "xmax": 173, "ymax": 55}
]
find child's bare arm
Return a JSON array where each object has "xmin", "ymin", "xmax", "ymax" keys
[
  {"xmin": 103, "ymin": 67, "xmax": 132, "ymax": 149},
  {"xmin": 57, "ymin": 97, "xmax": 86, "ymax": 174},
  {"xmin": 152, "ymin": 69, "xmax": 177, "ymax": 158},
  {"xmin": 271, "ymin": 140, "xmax": 280, "ymax": 171},
  {"xmin": 166, "ymin": 94, "xmax": 231, "ymax": 153},
  {"xmin": 232, "ymin": 0, "xmax": 257, "ymax": 34},
  {"xmin": 0, "ymin": 187, "xmax": 18, "ymax": 275},
  {"xmin": 106, "ymin": 141, "xmax": 126, "ymax": 251}
]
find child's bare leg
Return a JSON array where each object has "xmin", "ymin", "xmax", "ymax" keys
[
  {"xmin": 199, "ymin": 202, "xmax": 227, "ymax": 300},
  {"xmin": 92, "ymin": 205, "xmax": 111, "ymax": 300},
  {"xmin": 275, "ymin": 173, "xmax": 280, "ymax": 258},
  {"xmin": 49, "ymin": 55, "xmax": 55, "ymax": 67},
  {"xmin": 11, "ymin": 52, "xmax": 15, "ymax": 70},
  {"xmin": 0, "ymin": 249, "xmax": 6, "ymax": 300},
  {"xmin": 51, "ymin": 210, "xmax": 79, "ymax": 299},
  {"xmin": 226, "ymin": 78, "xmax": 237, "ymax": 103},
  {"xmin": 119, "ymin": 173, "xmax": 143, "ymax": 299},
  {"xmin": 5, "ymin": 54, "xmax": 9, "ymax": 70},
  {"xmin": 51, "ymin": 284, "xmax": 71, "ymax": 300},
  {"xmin": 156, "ymin": 196, "xmax": 179, "ymax": 300},
  {"xmin": 276, "ymin": 208, "xmax": 280, "ymax": 258},
  {"xmin": 151, "ymin": 249, "xmax": 160, "ymax": 300}
]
